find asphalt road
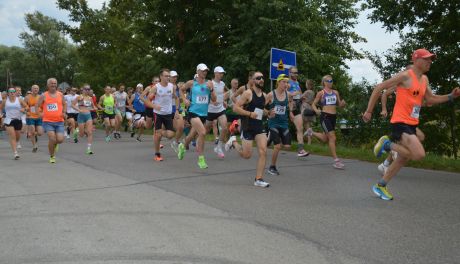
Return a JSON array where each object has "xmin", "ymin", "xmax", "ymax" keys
[{"xmin": 0, "ymin": 130, "xmax": 459, "ymax": 264}]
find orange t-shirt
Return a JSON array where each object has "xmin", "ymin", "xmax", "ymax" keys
[
  {"xmin": 42, "ymin": 91, "xmax": 64, "ymax": 122},
  {"xmin": 391, "ymin": 69, "xmax": 426, "ymax": 126},
  {"xmin": 26, "ymin": 94, "xmax": 40, "ymax": 119}
]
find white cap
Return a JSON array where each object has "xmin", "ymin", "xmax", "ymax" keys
[
  {"xmin": 214, "ymin": 66, "xmax": 225, "ymax": 73},
  {"xmin": 136, "ymin": 83, "xmax": 143, "ymax": 88},
  {"xmin": 170, "ymin": 70, "xmax": 178, "ymax": 77},
  {"xmin": 196, "ymin": 63, "xmax": 209, "ymax": 71}
]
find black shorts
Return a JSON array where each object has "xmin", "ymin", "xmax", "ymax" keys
[
  {"xmin": 103, "ymin": 112, "xmax": 116, "ymax": 120},
  {"xmin": 320, "ymin": 112, "xmax": 336, "ymax": 133},
  {"xmin": 206, "ymin": 110, "xmax": 226, "ymax": 122},
  {"xmin": 188, "ymin": 112, "xmax": 207, "ymax": 124},
  {"xmin": 67, "ymin": 113, "xmax": 79, "ymax": 120},
  {"xmin": 241, "ymin": 127, "xmax": 266, "ymax": 141},
  {"xmin": 6, "ymin": 119, "xmax": 23, "ymax": 130},
  {"xmin": 292, "ymin": 99, "xmax": 302, "ymax": 116},
  {"xmin": 154, "ymin": 113, "xmax": 174, "ymax": 131},
  {"xmin": 390, "ymin": 123, "xmax": 417, "ymax": 142},
  {"xmin": 268, "ymin": 127, "xmax": 291, "ymax": 146},
  {"xmin": 145, "ymin": 107, "xmax": 154, "ymax": 118},
  {"xmin": 227, "ymin": 114, "xmax": 240, "ymax": 123},
  {"xmin": 90, "ymin": 111, "xmax": 97, "ymax": 120}
]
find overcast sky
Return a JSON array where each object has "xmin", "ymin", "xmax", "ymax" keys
[{"xmin": 0, "ymin": 0, "xmax": 400, "ymax": 83}]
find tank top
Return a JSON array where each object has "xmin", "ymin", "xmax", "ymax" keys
[
  {"xmin": 78, "ymin": 96, "xmax": 94, "ymax": 110},
  {"xmin": 268, "ymin": 90, "xmax": 289, "ymax": 129},
  {"xmin": 132, "ymin": 93, "xmax": 146, "ymax": 113},
  {"xmin": 5, "ymin": 97, "xmax": 22, "ymax": 124},
  {"xmin": 189, "ymin": 80, "xmax": 211, "ymax": 117},
  {"xmin": 26, "ymin": 94, "xmax": 40, "ymax": 119},
  {"xmin": 288, "ymin": 80, "xmax": 302, "ymax": 100},
  {"xmin": 320, "ymin": 90, "xmax": 338, "ymax": 106},
  {"xmin": 42, "ymin": 91, "xmax": 64, "ymax": 122},
  {"xmin": 153, "ymin": 83, "xmax": 174, "ymax": 115},
  {"xmin": 102, "ymin": 94, "xmax": 115, "ymax": 114},
  {"xmin": 391, "ymin": 69, "xmax": 427, "ymax": 125},
  {"xmin": 64, "ymin": 94, "xmax": 79, "ymax": 113},
  {"xmin": 241, "ymin": 89, "xmax": 265, "ymax": 131},
  {"xmin": 208, "ymin": 80, "xmax": 226, "ymax": 113},
  {"xmin": 114, "ymin": 91, "xmax": 127, "ymax": 109}
]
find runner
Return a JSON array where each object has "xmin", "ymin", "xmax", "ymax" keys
[
  {"xmin": 266, "ymin": 74, "xmax": 293, "ymax": 175},
  {"xmin": 301, "ymin": 79, "xmax": 316, "ymax": 145},
  {"xmin": 125, "ymin": 87, "xmax": 134, "ymax": 132},
  {"xmin": 0, "ymin": 87, "xmax": 28, "ymax": 159},
  {"xmin": 205, "ymin": 66, "xmax": 228, "ymax": 159},
  {"xmin": 288, "ymin": 67, "xmax": 310, "ymax": 157},
  {"xmin": 113, "ymin": 84, "xmax": 128, "ymax": 139},
  {"xmin": 363, "ymin": 48, "xmax": 460, "ymax": 200},
  {"xmin": 72, "ymin": 86, "xmax": 94, "ymax": 154},
  {"xmin": 15, "ymin": 86, "xmax": 25, "ymax": 149},
  {"xmin": 98, "ymin": 86, "xmax": 116, "ymax": 142},
  {"xmin": 225, "ymin": 71, "xmax": 270, "ymax": 187},
  {"xmin": 141, "ymin": 69, "xmax": 179, "ymax": 161},
  {"xmin": 306, "ymin": 74, "xmax": 346, "ymax": 169},
  {"xmin": 129, "ymin": 83, "xmax": 147, "ymax": 141},
  {"xmin": 64, "ymin": 87, "xmax": 79, "ymax": 143},
  {"xmin": 181, "ymin": 63, "xmax": 216, "ymax": 168},
  {"xmin": 225, "ymin": 78, "xmax": 240, "ymax": 135},
  {"xmin": 169, "ymin": 71, "xmax": 186, "ymax": 153},
  {"xmin": 142, "ymin": 76, "xmax": 160, "ymax": 131},
  {"xmin": 24, "ymin": 84, "xmax": 44, "ymax": 152},
  {"xmin": 37, "ymin": 78, "xmax": 66, "ymax": 164}
]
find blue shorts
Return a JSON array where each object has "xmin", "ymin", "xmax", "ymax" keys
[
  {"xmin": 26, "ymin": 118, "xmax": 43, "ymax": 126},
  {"xmin": 77, "ymin": 112, "xmax": 92, "ymax": 124},
  {"xmin": 43, "ymin": 121, "xmax": 65, "ymax": 134}
]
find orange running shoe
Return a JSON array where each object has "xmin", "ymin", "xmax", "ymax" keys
[{"xmin": 154, "ymin": 154, "xmax": 163, "ymax": 161}]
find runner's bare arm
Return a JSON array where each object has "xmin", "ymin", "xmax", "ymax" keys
[
  {"xmin": 181, "ymin": 80, "xmax": 193, "ymax": 106},
  {"xmin": 380, "ymin": 86, "xmax": 395, "ymax": 117},
  {"xmin": 71, "ymin": 96, "xmax": 80, "ymax": 112},
  {"xmin": 231, "ymin": 86, "xmax": 245, "ymax": 103},
  {"xmin": 97, "ymin": 95, "xmax": 104, "ymax": 110},
  {"xmin": 208, "ymin": 81, "xmax": 216, "ymax": 103},
  {"xmin": 233, "ymin": 89, "xmax": 257, "ymax": 119},
  {"xmin": 424, "ymin": 84, "xmax": 460, "ymax": 105}
]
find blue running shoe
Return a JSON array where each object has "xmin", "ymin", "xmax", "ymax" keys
[
  {"xmin": 374, "ymin": 135, "xmax": 390, "ymax": 158},
  {"xmin": 372, "ymin": 184, "xmax": 393, "ymax": 201}
]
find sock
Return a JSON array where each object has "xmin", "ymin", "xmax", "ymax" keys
[
  {"xmin": 378, "ymin": 179, "xmax": 387, "ymax": 187},
  {"xmin": 383, "ymin": 159, "xmax": 390, "ymax": 166},
  {"xmin": 87, "ymin": 144, "xmax": 91, "ymax": 149},
  {"xmin": 297, "ymin": 143, "xmax": 304, "ymax": 152}
]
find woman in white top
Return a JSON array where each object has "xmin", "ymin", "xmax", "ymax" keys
[{"xmin": 0, "ymin": 88, "xmax": 28, "ymax": 159}]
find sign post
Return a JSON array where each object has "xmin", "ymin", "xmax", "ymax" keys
[{"xmin": 269, "ymin": 48, "xmax": 296, "ymax": 90}]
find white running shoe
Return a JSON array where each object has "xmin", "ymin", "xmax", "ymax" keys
[
  {"xmin": 171, "ymin": 140, "xmax": 178, "ymax": 153},
  {"xmin": 225, "ymin": 136, "xmax": 236, "ymax": 151},
  {"xmin": 254, "ymin": 178, "xmax": 270, "ymax": 188},
  {"xmin": 304, "ymin": 128, "xmax": 313, "ymax": 137},
  {"xmin": 378, "ymin": 163, "xmax": 388, "ymax": 175},
  {"xmin": 17, "ymin": 143, "xmax": 22, "ymax": 149}
]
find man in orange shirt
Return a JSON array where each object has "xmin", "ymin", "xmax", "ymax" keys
[
  {"xmin": 24, "ymin": 84, "xmax": 44, "ymax": 152},
  {"xmin": 37, "ymin": 78, "xmax": 66, "ymax": 163},
  {"xmin": 363, "ymin": 49, "xmax": 460, "ymax": 200}
]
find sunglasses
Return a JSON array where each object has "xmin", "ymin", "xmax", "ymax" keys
[
  {"xmin": 8, "ymin": 89, "xmax": 16, "ymax": 93},
  {"xmin": 324, "ymin": 79, "xmax": 333, "ymax": 83},
  {"xmin": 254, "ymin": 76, "xmax": 264, "ymax": 80},
  {"xmin": 290, "ymin": 71, "xmax": 298, "ymax": 74}
]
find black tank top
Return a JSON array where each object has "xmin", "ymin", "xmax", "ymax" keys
[{"xmin": 241, "ymin": 89, "xmax": 265, "ymax": 130}]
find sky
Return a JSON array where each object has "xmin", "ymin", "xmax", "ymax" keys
[{"xmin": 0, "ymin": 0, "xmax": 400, "ymax": 83}]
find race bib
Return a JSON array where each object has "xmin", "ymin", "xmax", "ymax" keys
[
  {"xmin": 30, "ymin": 106, "xmax": 36, "ymax": 113},
  {"xmin": 117, "ymin": 101, "xmax": 125, "ymax": 107},
  {"xmin": 197, "ymin": 95, "xmax": 208, "ymax": 104},
  {"xmin": 274, "ymin": 105, "xmax": 286, "ymax": 115},
  {"xmin": 47, "ymin": 103, "xmax": 58, "ymax": 112},
  {"xmin": 254, "ymin": 107, "xmax": 263, "ymax": 120},
  {"xmin": 105, "ymin": 106, "xmax": 113, "ymax": 112},
  {"xmin": 325, "ymin": 96, "xmax": 337, "ymax": 105},
  {"xmin": 411, "ymin": 105, "xmax": 421, "ymax": 119},
  {"xmin": 83, "ymin": 100, "xmax": 92, "ymax": 107}
]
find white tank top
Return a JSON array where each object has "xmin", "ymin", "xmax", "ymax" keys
[
  {"xmin": 208, "ymin": 80, "xmax": 226, "ymax": 113},
  {"xmin": 153, "ymin": 83, "xmax": 174, "ymax": 115},
  {"xmin": 64, "ymin": 94, "xmax": 79, "ymax": 113},
  {"xmin": 5, "ymin": 97, "xmax": 22, "ymax": 124}
]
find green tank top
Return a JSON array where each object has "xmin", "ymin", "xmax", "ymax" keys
[
  {"xmin": 268, "ymin": 90, "xmax": 289, "ymax": 129},
  {"xmin": 103, "ymin": 95, "xmax": 115, "ymax": 114}
]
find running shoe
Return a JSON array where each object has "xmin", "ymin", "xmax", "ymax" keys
[
  {"xmin": 297, "ymin": 149, "xmax": 310, "ymax": 157},
  {"xmin": 225, "ymin": 136, "xmax": 237, "ymax": 151},
  {"xmin": 197, "ymin": 156, "xmax": 208, "ymax": 169},
  {"xmin": 214, "ymin": 145, "xmax": 225, "ymax": 158},
  {"xmin": 130, "ymin": 131, "xmax": 135, "ymax": 138},
  {"xmin": 171, "ymin": 140, "xmax": 178, "ymax": 153},
  {"xmin": 17, "ymin": 143, "xmax": 22, "ymax": 149},
  {"xmin": 177, "ymin": 143, "xmax": 185, "ymax": 160},
  {"xmin": 333, "ymin": 160, "xmax": 345, "ymax": 169},
  {"xmin": 267, "ymin": 166, "xmax": 280, "ymax": 175},
  {"xmin": 374, "ymin": 135, "xmax": 390, "ymax": 158},
  {"xmin": 254, "ymin": 178, "xmax": 270, "ymax": 188},
  {"xmin": 214, "ymin": 138, "xmax": 219, "ymax": 145},
  {"xmin": 105, "ymin": 136, "xmax": 111, "ymax": 142},
  {"xmin": 32, "ymin": 146, "xmax": 38, "ymax": 153},
  {"xmin": 154, "ymin": 155, "xmax": 163, "ymax": 162},
  {"xmin": 160, "ymin": 144, "xmax": 164, "ymax": 149},
  {"xmin": 372, "ymin": 184, "xmax": 393, "ymax": 200},
  {"xmin": 136, "ymin": 136, "xmax": 142, "ymax": 142},
  {"xmin": 14, "ymin": 152, "xmax": 19, "ymax": 160},
  {"xmin": 377, "ymin": 163, "xmax": 388, "ymax": 175},
  {"xmin": 86, "ymin": 149, "xmax": 93, "ymax": 155},
  {"xmin": 304, "ymin": 128, "xmax": 313, "ymax": 137},
  {"xmin": 229, "ymin": 120, "xmax": 239, "ymax": 134},
  {"xmin": 73, "ymin": 129, "xmax": 78, "ymax": 143},
  {"xmin": 191, "ymin": 140, "xmax": 196, "ymax": 147},
  {"xmin": 49, "ymin": 156, "xmax": 56, "ymax": 164}
]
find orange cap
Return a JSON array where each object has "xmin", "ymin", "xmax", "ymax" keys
[{"xmin": 412, "ymin": 49, "xmax": 436, "ymax": 62}]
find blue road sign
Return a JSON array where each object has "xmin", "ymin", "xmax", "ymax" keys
[{"xmin": 270, "ymin": 48, "xmax": 296, "ymax": 80}]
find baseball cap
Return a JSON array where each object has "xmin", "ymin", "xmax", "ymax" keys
[
  {"xmin": 214, "ymin": 66, "xmax": 225, "ymax": 73},
  {"xmin": 276, "ymin": 74, "xmax": 289, "ymax": 82},
  {"xmin": 196, "ymin": 63, "xmax": 209, "ymax": 71},
  {"xmin": 136, "ymin": 83, "xmax": 143, "ymax": 88},
  {"xmin": 412, "ymin": 49, "xmax": 436, "ymax": 61},
  {"xmin": 170, "ymin": 70, "xmax": 178, "ymax": 77}
]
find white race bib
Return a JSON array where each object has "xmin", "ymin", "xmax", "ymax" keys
[
  {"xmin": 30, "ymin": 106, "xmax": 36, "ymax": 113},
  {"xmin": 274, "ymin": 105, "xmax": 286, "ymax": 115},
  {"xmin": 105, "ymin": 106, "xmax": 113, "ymax": 112},
  {"xmin": 197, "ymin": 95, "xmax": 209, "ymax": 104},
  {"xmin": 325, "ymin": 96, "xmax": 337, "ymax": 105},
  {"xmin": 411, "ymin": 105, "xmax": 421, "ymax": 119},
  {"xmin": 254, "ymin": 107, "xmax": 263, "ymax": 120},
  {"xmin": 84, "ymin": 100, "xmax": 92, "ymax": 107},
  {"xmin": 47, "ymin": 103, "xmax": 58, "ymax": 112}
]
